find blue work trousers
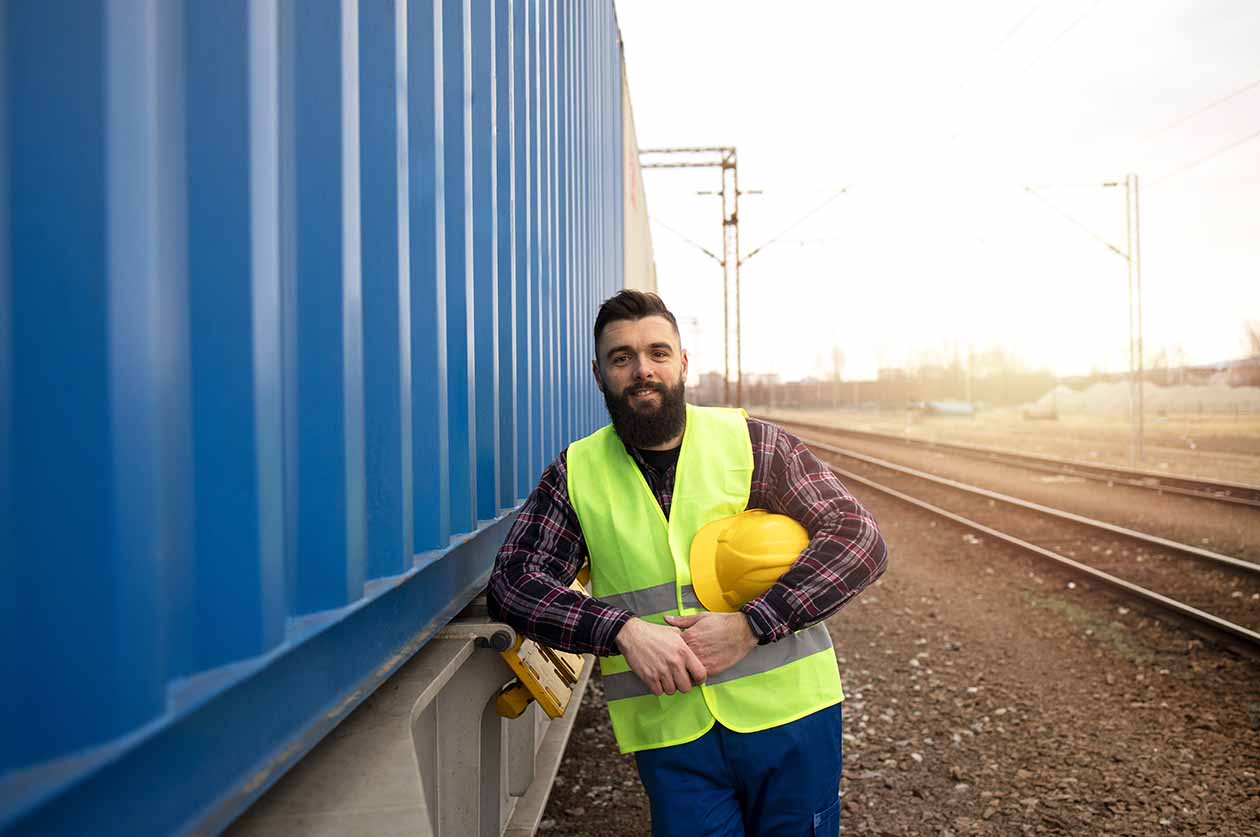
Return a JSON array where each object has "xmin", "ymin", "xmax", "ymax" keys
[{"xmin": 633, "ymin": 704, "xmax": 842, "ymax": 836}]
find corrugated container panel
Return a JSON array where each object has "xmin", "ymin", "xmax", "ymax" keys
[{"xmin": 0, "ymin": 0, "xmax": 628, "ymax": 833}]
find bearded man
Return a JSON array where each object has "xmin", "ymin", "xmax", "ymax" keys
[{"xmin": 487, "ymin": 290, "xmax": 888, "ymax": 836}]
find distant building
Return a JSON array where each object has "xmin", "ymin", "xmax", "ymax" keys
[
  {"xmin": 1185, "ymin": 356, "xmax": 1260, "ymax": 387},
  {"xmin": 692, "ymin": 371, "xmax": 727, "ymax": 405}
]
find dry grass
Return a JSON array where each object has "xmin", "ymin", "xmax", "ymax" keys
[{"xmin": 760, "ymin": 407, "xmax": 1260, "ymax": 485}]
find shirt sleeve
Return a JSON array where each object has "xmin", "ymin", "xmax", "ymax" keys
[
  {"xmin": 486, "ymin": 450, "xmax": 634, "ymax": 657},
  {"xmin": 740, "ymin": 419, "xmax": 889, "ymax": 643}
]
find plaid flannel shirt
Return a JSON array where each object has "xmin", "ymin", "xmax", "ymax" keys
[{"xmin": 486, "ymin": 416, "xmax": 888, "ymax": 657}]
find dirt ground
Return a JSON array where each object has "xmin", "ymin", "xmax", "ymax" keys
[
  {"xmin": 540, "ymin": 488, "xmax": 1260, "ymax": 836},
  {"xmin": 758, "ymin": 408, "xmax": 1260, "ymax": 486}
]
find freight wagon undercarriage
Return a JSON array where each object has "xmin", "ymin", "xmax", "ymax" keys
[{"xmin": 231, "ymin": 601, "xmax": 595, "ymax": 837}]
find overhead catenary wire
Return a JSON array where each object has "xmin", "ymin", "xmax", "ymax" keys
[
  {"xmin": 1022, "ymin": 185, "xmax": 1126, "ymax": 258},
  {"xmin": 649, "ymin": 215, "xmax": 722, "ymax": 264},
  {"xmin": 1140, "ymin": 77, "xmax": 1260, "ymax": 143},
  {"xmin": 940, "ymin": 2, "xmax": 1044, "ymax": 128},
  {"xmin": 740, "ymin": 187, "xmax": 849, "ymax": 264},
  {"xmin": 1019, "ymin": 0, "xmax": 1106, "ymax": 75},
  {"xmin": 945, "ymin": 0, "xmax": 1105, "ymax": 146},
  {"xmin": 994, "ymin": 2, "xmax": 1045, "ymax": 54},
  {"xmin": 1149, "ymin": 126, "xmax": 1260, "ymax": 187}
]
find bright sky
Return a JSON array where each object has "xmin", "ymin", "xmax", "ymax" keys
[{"xmin": 614, "ymin": 0, "xmax": 1260, "ymax": 382}]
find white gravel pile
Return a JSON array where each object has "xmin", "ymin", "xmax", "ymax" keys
[{"xmin": 1027, "ymin": 381, "xmax": 1260, "ymax": 416}]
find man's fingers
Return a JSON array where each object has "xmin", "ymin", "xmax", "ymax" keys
[
  {"xmin": 664, "ymin": 613, "xmax": 704, "ymax": 629},
  {"xmin": 684, "ymin": 646, "xmax": 708, "ymax": 685},
  {"xmin": 672, "ymin": 659, "xmax": 695, "ymax": 693},
  {"xmin": 647, "ymin": 654, "xmax": 702, "ymax": 697},
  {"xmin": 622, "ymin": 620, "xmax": 716, "ymax": 697}
]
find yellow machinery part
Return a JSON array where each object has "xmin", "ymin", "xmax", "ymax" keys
[
  {"xmin": 494, "ymin": 577, "xmax": 589, "ymax": 719},
  {"xmin": 495, "ymin": 681, "xmax": 533, "ymax": 719},
  {"xmin": 497, "ymin": 636, "xmax": 572, "ymax": 718}
]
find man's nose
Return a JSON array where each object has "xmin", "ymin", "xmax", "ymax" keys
[{"xmin": 631, "ymin": 357, "xmax": 656, "ymax": 381}]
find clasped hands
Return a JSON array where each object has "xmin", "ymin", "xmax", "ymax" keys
[{"xmin": 614, "ymin": 611, "xmax": 758, "ymax": 697}]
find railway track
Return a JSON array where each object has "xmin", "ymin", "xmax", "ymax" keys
[
  {"xmin": 776, "ymin": 417, "xmax": 1260, "ymax": 509},
  {"xmin": 798, "ymin": 434, "xmax": 1260, "ymax": 651}
]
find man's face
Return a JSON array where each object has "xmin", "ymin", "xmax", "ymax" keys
[{"xmin": 592, "ymin": 315, "xmax": 689, "ymax": 448}]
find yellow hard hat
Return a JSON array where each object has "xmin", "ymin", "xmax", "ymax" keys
[{"xmin": 689, "ymin": 509, "xmax": 809, "ymax": 612}]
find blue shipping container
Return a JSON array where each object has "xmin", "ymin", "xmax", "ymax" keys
[{"xmin": 0, "ymin": 0, "xmax": 637, "ymax": 832}]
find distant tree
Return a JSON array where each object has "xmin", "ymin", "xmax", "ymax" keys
[
  {"xmin": 1148, "ymin": 346, "xmax": 1168, "ymax": 384},
  {"xmin": 1166, "ymin": 344, "xmax": 1188, "ymax": 385},
  {"xmin": 971, "ymin": 345, "xmax": 1024, "ymax": 378}
]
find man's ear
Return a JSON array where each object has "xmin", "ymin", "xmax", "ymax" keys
[
  {"xmin": 591, "ymin": 359, "xmax": 604, "ymax": 392},
  {"xmin": 680, "ymin": 348, "xmax": 689, "ymax": 382}
]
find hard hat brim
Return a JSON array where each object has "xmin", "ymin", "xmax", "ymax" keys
[{"xmin": 689, "ymin": 512, "xmax": 748, "ymax": 613}]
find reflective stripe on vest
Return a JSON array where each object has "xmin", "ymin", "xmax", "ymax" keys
[
  {"xmin": 601, "ymin": 582, "xmax": 703, "ymax": 616},
  {"xmin": 567, "ymin": 404, "xmax": 844, "ymax": 754},
  {"xmin": 602, "ymin": 622, "xmax": 834, "ymax": 701}
]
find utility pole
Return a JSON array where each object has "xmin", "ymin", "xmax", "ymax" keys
[
  {"xmin": 1131, "ymin": 174, "xmax": 1145, "ymax": 463},
  {"xmin": 723, "ymin": 150, "xmax": 743, "ymax": 407},
  {"xmin": 1027, "ymin": 178, "xmax": 1145, "ymax": 465},
  {"xmin": 1105, "ymin": 174, "xmax": 1144, "ymax": 464},
  {"xmin": 640, "ymin": 147, "xmax": 747, "ymax": 405},
  {"xmin": 641, "ymin": 148, "xmax": 845, "ymax": 407}
]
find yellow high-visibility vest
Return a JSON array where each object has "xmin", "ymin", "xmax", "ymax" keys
[{"xmin": 567, "ymin": 404, "xmax": 844, "ymax": 754}]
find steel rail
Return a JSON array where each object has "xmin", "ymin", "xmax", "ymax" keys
[
  {"xmin": 800, "ymin": 435, "xmax": 1260, "ymax": 576},
  {"xmin": 820, "ymin": 460, "xmax": 1260, "ymax": 649},
  {"xmin": 775, "ymin": 417, "xmax": 1260, "ymax": 509}
]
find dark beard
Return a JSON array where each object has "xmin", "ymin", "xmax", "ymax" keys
[{"xmin": 603, "ymin": 377, "xmax": 687, "ymax": 449}]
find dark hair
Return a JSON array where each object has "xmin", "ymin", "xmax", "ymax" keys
[{"xmin": 593, "ymin": 290, "xmax": 680, "ymax": 353}]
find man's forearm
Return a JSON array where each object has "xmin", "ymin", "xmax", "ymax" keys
[
  {"xmin": 487, "ymin": 544, "xmax": 634, "ymax": 656},
  {"xmin": 487, "ymin": 455, "xmax": 635, "ymax": 656},
  {"xmin": 743, "ymin": 419, "xmax": 890, "ymax": 642},
  {"xmin": 742, "ymin": 506, "xmax": 887, "ymax": 642}
]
